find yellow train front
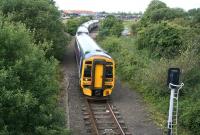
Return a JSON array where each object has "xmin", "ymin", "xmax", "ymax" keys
[{"xmin": 75, "ymin": 33, "xmax": 115, "ymax": 98}]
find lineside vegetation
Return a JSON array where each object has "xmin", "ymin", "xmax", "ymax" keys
[
  {"xmin": 0, "ymin": 0, "xmax": 70, "ymax": 60},
  {"xmin": 64, "ymin": 16, "xmax": 91, "ymax": 35},
  {"xmin": 98, "ymin": 0, "xmax": 200, "ymax": 134},
  {"xmin": 0, "ymin": 0, "xmax": 70, "ymax": 134}
]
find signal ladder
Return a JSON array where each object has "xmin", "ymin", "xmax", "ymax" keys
[{"xmin": 167, "ymin": 83, "xmax": 184, "ymax": 135}]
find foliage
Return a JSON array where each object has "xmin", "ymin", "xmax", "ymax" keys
[
  {"xmin": 130, "ymin": 22, "xmax": 138, "ymax": 35},
  {"xmin": 0, "ymin": 18, "xmax": 69, "ymax": 135},
  {"xmin": 0, "ymin": 0, "xmax": 69, "ymax": 60},
  {"xmin": 65, "ymin": 17, "xmax": 90, "ymax": 35},
  {"xmin": 150, "ymin": 8, "xmax": 185, "ymax": 23},
  {"xmin": 100, "ymin": 36, "xmax": 121, "ymax": 53},
  {"xmin": 99, "ymin": 35, "xmax": 200, "ymax": 135},
  {"xmin": 98, "ymin": 15, "xmax": 123, "ymax": 38},
  {"xmin": 100, "ymin": 36, "xmax": 148, "ymax": 82},
  {"xmin": 139, "ymin": 0, "xmax": 166, "ymax": 27},
  {"xmin": 188, "ymin": 8, "xmax": 200, "ymax": 29},
  {"xmin": 98, "ymin": 1, "xmax": 200, "ymax": 134},
  {"xmin": 136, "ymin": 22, "xmax": 183, "ymax": 59},
  {"xmin": 139, "ymin": 0, "xmax": 186, "ymax": 28}
]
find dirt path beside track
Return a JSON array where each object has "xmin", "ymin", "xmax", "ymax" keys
[
  {"xmin": 60, "ymin": 38, "xmax": 87, "ymax": 134},
  {"xmin": 111, "ymin": 80, "xmax": 163, "ymax": 135}
]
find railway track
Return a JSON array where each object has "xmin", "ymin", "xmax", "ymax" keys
[{"xmin": 82, "ymin": 98, "xmax": 131, "ymax": 135}]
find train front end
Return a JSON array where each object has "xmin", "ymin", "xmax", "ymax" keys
[{"xmin": 80, "ymin": 55, "xmax": 115, "ymax": 98}]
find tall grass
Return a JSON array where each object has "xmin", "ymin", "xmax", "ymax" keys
[{"xmin": 99, "ymin": 36, "xmax": 200, "ymax": 135}]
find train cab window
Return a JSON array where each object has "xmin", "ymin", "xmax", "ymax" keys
[
  {"xmin": 105, "ymin": 66, "xmax": 113, "ymax": 78},
  {"xmin": 77, "ymin": 32, "xmax": 82, "ymax": 36},
  {"xmin": 77, "ymin": 32, "xmax": 89, "ymax": 36},
  {"xmin": 84, "ymin": 65, "xmax": 91, "ymax": 77}
]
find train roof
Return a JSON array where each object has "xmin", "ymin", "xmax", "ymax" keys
[
  {"xmin": 76, "ymin": 26, "xmax": 89, "ymax": 35},
  {"xmin": 82, "ymin": 20, "xmax": 99, "ymax": 29},
  {"xmin": 82, "ymin": 22, "xmax": 90, "ymax": 29},
  {"xmin": 92, "ymin": 20, "xmax": 99, "ymax": 23},
  {"xmin": 76, "ymin": 34, "xmax": 111, "ymax": 59}
]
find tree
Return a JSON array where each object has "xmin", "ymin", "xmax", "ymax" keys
[
  {"xmin": 137, "ymin": 22, "xmax": 183, "ymax": 59},
  {"xmin": 65, "ymin": 17, "xmax": 90, "ymax": 35},
  {"xmin": 139, "ymin": 0, "xmax": 166, "ymax": 27},
  {"xmin": 99, "ymin": 15, "xmax": 123, "ymax": 37},
  {"xmin": 139, "ymin": 0, "xmax": 186, "ymax": 28},
  {"xmin": 0, "ymin": 17, "xmax": 68, "ymax": 135},
  {"xmin": 188, "ymin": 8, "xmax": 200, "ymax": 28},
  {"xmin": 0, "ymin": 0, "xmax": 69, "ymax": 60}
]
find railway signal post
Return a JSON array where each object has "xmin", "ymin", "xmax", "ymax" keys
[{"xmin": 167, "ymin": 68, "xmax": 184, "ymax": 135}]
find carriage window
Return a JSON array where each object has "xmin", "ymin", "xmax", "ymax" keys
[
  {"xmin": 84, "ymin": 65, "xmax": 91, "ymax": 77},
  {"xmin": 105, "ymin": 66, "xmax": 113, "ymax": 78}
]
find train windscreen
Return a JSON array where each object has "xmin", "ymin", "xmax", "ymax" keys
[
  {"xmin": 105, "ymin": 66, "xmax": 113, "ymax": 78},
  {"xmin": 84, "ymin": 65, "xmax": 91, "ymax": 77}
]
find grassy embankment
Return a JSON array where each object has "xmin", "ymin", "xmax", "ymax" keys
[{"xmin": 98, "ymin": 20, "xmax": 194, "ymax": 135}]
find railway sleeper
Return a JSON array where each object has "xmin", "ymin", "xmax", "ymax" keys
[
  {"xmin": 113, "ymin": 111, "xmax": 120, "ymax": 115},
  {"xmin": 94, "ymin": 115, "xmax": 112, "ymax": 119},
  {"xmin": 96, "ymin": 121, "xmax": 115, "ymax": 124},
  {"xmin": 85, "ymin": 125, "xmax": 127, "ymax": 130},
  {"xmin": 124, "ymin": 132, "xmax": 132, "ymax": 135},
  {"xmin": 84, "ymin": 121, "xmax": 91, "ymax": 125},
  {"xmin": 91, "ymin": 107, "xmax": 107, "ymax": 110},
  {"xmin": 114, "ymin": 119, "xmax": 125, "ymax": 124},
  {"xmin": 97, "ymin": 123, "xmax": 115, "ymax": 127},
  {"xmin": 94, "ymin": 113, "xmax": 122, "ymax": 119},
  {"xmin": 83, "ymin": 115, "xmax": 90, "ymax": 119},
  {"xmin": 83, "ymin": 112, "xmax": 89, "ymax": 115},
  {"xmin": 101, "ymin": 126, "xmax": 128, "ymax": 130},
  {"xmin": 82, "ymin": 107, "xmax": 87, "ymax": 111},
  {"xmin": 98, "ymin": 127, "xmax": 118, "ymax": 131},
  {"xmin": 93, "ymin": 112, "xmax": 111, "ymax": 115}
]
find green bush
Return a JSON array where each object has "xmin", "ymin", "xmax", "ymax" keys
[
  {"xmin": 180, "ymin": 101, "xmax": 200, "ymax": 135},
  {"xmin": 130, "ymin": 22, "xmax": 138, "ymax": 35},
  {"xmin": 65, "ymin": 17, "xmax": 90, "ymax": 35},
  {"xmin": 139, "ymin": 0, "xmax": 186, "ymax": 29},
  {"xmin": 136, "ymin": 22, "xmax": 183, "ymax": 59},
  {"xmin": 99, "ymin": 34, "xmax": 200, "ymax": 134},
  {"xmin": 0, "ymin": 19, "xmax": 68, "ymax": 135},
  {"xmin": 100, "ymin": 36, "xmax": 121, "ymax": 53},
  {"xmin": 98, "ymin": 15, "xmax": 123, "ymax": 38},
  {"xmin": 98, "ymin": 1, "xmax": 200, "ymax": 135},
  {"xmin": 0, "ymin": 0, "xmax": 69, "ymax": 60}
]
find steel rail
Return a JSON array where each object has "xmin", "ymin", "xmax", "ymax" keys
[
  {"xmin": 85, "ymin": 99, "xmax": 100, "ymax": 135},
  {"xmin": 107, "ymin": 102, "xmax": 126, "ymax": 135}
]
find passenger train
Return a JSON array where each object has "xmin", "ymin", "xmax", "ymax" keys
[{"xmin": 74, "ymin": 20, "xmax": 115, "ymax": 98}]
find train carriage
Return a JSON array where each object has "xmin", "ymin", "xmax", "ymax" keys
[
  {"xmin": 75, "ymin": 33, "xmax": 115, "ymax": 98},
  {"xmin": 82, "ymin": 20, "xmax": 99, "ymax": 32},
  {"xmin": 76, "ymin": 26, "xmax": 89, "ymax": 36}
]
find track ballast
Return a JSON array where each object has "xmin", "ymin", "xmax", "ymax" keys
[{"xmin": 82, "ymin": 98, "xmax": 131, "ymax": 135}]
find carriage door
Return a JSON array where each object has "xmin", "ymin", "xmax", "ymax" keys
[{"xmin": 93, "ymin": 60, "xmax": 105, "ymax": 89}]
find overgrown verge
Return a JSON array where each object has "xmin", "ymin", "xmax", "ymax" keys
[
  {"xmin": 98, "ymin": 1, "xmax": 200, "ymax": 134},
  {"xmin": 0, "ymin": 0, "xmax": 70, "ymax": 60},
  {"xmin": 0, "ymin": 0, "xmax": 70, "ymax": 134},
  {"xmin": 64, "ymin": 16, "xmax": 91, "ymax": 36},
  {"xmin": 0, "ymin": 17, "xmax": 69, "ymax": 135}
]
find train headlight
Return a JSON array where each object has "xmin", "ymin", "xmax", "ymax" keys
[
  {"xmin": 106, "ymin": 91, "xmax": 110, "ymax": 96},
  {"xmin": 105, "ymin": 78, "xmax": 113, "ymax": 82}
]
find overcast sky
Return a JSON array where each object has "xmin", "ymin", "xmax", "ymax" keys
[{"xmin": 54, "ymin": 0, "xmax": 200, "ymax": 13}]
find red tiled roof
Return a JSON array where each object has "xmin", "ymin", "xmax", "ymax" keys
[{"xmin": 63, "ymin": 10, "xmax": 96, "ymax": 14}]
